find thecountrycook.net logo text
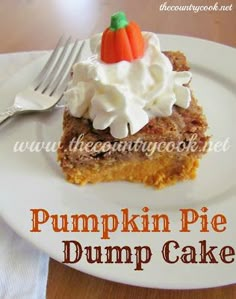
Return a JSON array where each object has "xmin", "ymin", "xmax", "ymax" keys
[
  {"xmin": 13, "ymin": 133, "xmax": 231, "ymax": 156},
  {"xmin": 159, "ymin": 2, "xmax": 233, "ymax": 13}
]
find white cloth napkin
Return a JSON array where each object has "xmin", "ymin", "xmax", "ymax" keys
[{"xmin": 0, "ymin": 51, "xmax": 49, "ymax": 299}]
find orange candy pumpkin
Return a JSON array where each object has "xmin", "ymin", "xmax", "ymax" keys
[{"xmin": 101, "ymin": 11, "xmax": 145, "ymax": 63}]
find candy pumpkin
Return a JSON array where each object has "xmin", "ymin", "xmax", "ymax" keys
[{"xmin": 101, "ymin": 11, "xmax": 145, "ymax": 63}]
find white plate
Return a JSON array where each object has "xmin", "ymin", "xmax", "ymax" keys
[{"xmin": 0, "ymin": 35, "xmax": 236, "ymax": 289}]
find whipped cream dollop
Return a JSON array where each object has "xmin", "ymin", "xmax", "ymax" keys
[{"xmin": 65, "ymin": 32, "xmax": 192, "ymax": 139}]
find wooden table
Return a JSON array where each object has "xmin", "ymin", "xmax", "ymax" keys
[{"xmin": 0, "ymin": 0, "xmax": 235, "ymax": 298}]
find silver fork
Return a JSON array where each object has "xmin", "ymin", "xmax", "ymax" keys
[{"xmin": 0, "ymin": 37, "xmax": 85, "ymax": 125}]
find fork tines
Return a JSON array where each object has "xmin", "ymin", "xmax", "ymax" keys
[{"xmin": 32, "ymin": 37, "xmax": 85, "ymax": 98}]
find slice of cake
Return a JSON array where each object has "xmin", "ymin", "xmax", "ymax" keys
[{"xmin": 57, "ymin": 12, "xmax": 209, "ymax": 189}]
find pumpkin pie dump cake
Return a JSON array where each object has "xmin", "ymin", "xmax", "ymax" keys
[{"xmin": 58, "ymin": 12, "xmax": 209, "ymax": 188}]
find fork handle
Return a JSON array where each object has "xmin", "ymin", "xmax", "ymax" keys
[{"xmin": 0, "ymin": 105, "xmax": 23, "ymax": 125}]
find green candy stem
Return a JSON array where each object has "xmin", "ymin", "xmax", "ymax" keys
[{"xmin": 110, "ymin": 11, "xmax": 129, "ymax": 31}]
